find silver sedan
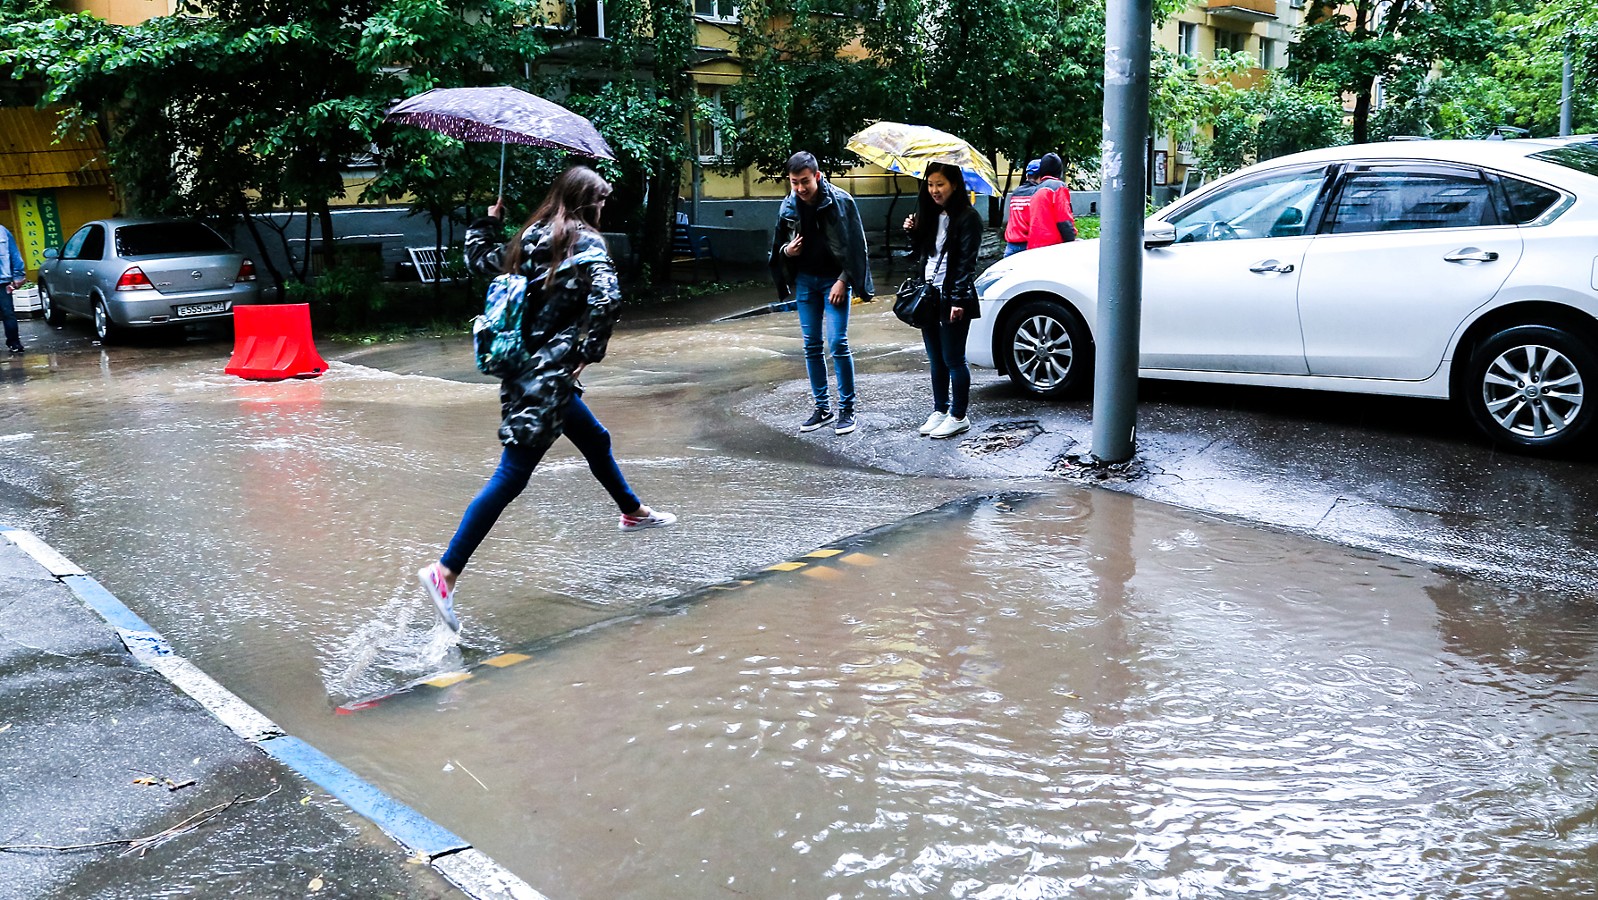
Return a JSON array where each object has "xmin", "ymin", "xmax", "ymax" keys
[{"xmin": 38, "ymin": 217, "xmax": 260, "ymax": 342}]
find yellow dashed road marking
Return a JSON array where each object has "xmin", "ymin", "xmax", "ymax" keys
[
  {"xmin": 765, "ymin": 561, "xmax": 807, "ymax": 572},
  {"xmin": 424, "ymin": 672, "xmax": 473, "ymax": 688},
  {"xmin": 483, "ymin": 653, "xmax": 531, "ymax": 668},
  {"xmin": 804, "ymin": 548, "xmax": 845, "ymax": 559}
]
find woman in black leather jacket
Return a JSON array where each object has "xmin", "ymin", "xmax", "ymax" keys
[{"xmin": 904, "ymin": 162, "xmax": 984, "ymax": 439}]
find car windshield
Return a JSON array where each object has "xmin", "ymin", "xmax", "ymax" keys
[
  {"xmin": 115, "ymin": 221, "xmax": 230, "ymax": 257},
  {"xmin": 1528, "ymin": 140, "xmax": 1598, "ymax": 178}
]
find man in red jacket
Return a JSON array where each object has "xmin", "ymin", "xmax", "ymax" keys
[
  {"xmin": 1002, "ymin": 158, "xmax": 1043, "ymax": 257},
  {"xmin": 1025, "ymin": 153, "xmax": 1078, "ymax": 251}
]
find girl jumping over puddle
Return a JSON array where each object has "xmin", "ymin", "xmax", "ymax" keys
[{"xmin": 418, "ymin": 166, "xmax": 675, "ymax": 633}]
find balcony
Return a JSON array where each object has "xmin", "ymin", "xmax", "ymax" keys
[{"xmin": 1206, "ymin": 0, "xmax": 1277, "ymax": 22}]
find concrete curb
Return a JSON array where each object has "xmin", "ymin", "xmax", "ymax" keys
[{"xmin": 0, "ymin": 526, "xmax": 549, "ymax": 900}]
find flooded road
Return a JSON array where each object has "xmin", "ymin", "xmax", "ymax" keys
[
  {"xmin": 2, "ymin": 301, "xmax": 1596, "ymax": 897},
  {"xmin": 338, "ymin": 490, "xmax": 1598, "ymax": 898}
]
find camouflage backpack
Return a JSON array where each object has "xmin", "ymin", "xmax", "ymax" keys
[{"xmin": 472, "ymin": 273, "xmax": 533, "ymax": 377}]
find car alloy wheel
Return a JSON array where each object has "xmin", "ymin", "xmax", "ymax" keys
[
  {"xmin": 1466, "ymin": 324, "xmax": 1594, "ymax": 453},
  {"xmin": 1003, "ymin": 298, "xmax": 1092, "ymax": 399},
  {"xmin": 93, "ymin": 297, "xmax": 118, "ymax": 344},
  {"xmin": 40, "ymin": 281, "xmax": 63, "ymax": 326}
]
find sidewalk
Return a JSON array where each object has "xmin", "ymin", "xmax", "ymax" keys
[{"xmin": 0, "ymin": 532, "xmax": 530, "ymax": 900}]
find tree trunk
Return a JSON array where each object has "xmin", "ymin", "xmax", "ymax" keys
[
  {"xmin": 241, "ymin": 210, "xmax": 286, "ymax": 302},
  {"xmin": 1352, "ymin": 81, "xmax": 1373, "ymax": 144},
  {"xmin": 314, "ymin": 200, "xmax": 337, "ymax": 271},
  {"xmin": 432, "ymin": 213, "xmax": 445, "ymax": 304},
  {"xmin": 639, "ymin": 167, "xmax": 682, "ymax": 287}
]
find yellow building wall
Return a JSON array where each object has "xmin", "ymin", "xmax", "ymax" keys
[
  {"xmin": 3, "ymin": 186, "xmax": 119, "ymax": 278},
  {"xmin": 62, "ymin": 0, "xmax": 177, "ymax": 26}
]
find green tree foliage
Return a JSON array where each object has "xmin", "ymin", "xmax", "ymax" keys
[
  {"xmin": 1377, "ymin": 0, "xmax": 1596, "ymax": 139},
  {"xmin": 1, "ymin": 0, "xmax": 549, "ymax": 296},
  {"xmin": 725, "ymin": 0, "xmax": 919, "ymax": 176},
  {"xmin": 726, "ymin": 0, "xmax": 1106, "ymax": 227},
  {"xmin": 1288, "ymin": 0, "xmax": 1497, "ymax": 143},
  {"xmin": 1203, "ymin": 73, "xmax": 1349, "ymax": 173},
  {"xmin": 3, "ymin": 2, "xmax": 389, "ymax": 290},
  {"xmin": 909, "ymin": 0, "xmax": 1105, "ymax": 195},
  {"xmin": 356, "ymin": 0, "xmax": 549, "ymax": 298}
]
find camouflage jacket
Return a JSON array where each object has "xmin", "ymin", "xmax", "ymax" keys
[{"xmin": 465, "ymin": 218, "xmax": 622, "ymax": 449}]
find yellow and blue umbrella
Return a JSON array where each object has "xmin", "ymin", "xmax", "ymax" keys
[{"xmin": 845, "ymin": 122, "xmax": 1001, "ymax": 195}]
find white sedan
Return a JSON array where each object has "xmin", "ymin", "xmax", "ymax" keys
[{"xmin": 969, "ymin": 137, "xmax": 1598, "ymax": 454}]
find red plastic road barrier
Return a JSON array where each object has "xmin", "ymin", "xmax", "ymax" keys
[{"xmin": 224, "ymin": 303, "xmax": 329, "ymax": 381}]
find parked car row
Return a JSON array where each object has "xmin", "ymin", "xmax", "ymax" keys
[
  {"xmin": 971, "ymin": 136, "xmax": 1598, "ymax": 454},
  {"xmin": 37, "ymin": 217, "xmax": 259, "ymax": 342}
]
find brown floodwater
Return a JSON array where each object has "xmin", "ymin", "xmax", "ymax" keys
[{"xmin": 1, "ymin": 313, "xmax": 1595, "ymax": 898}]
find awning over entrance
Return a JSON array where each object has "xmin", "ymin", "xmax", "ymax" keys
[{"xmin": 0, "ymin": 106, "xmax": 112, "ymax": 191}]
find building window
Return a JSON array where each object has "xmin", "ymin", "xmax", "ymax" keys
[
  {"xmin": 694, "ymin": 0, "xmax": 737, "ymax": 21},
  {"xmin": 1178, "ymin": 22, "xmax": 1199, "ymax": 59},
  {"xmin": 574, "ymin": 0, "xmax": 616, "ymax": 38},
  {"xmin": 694, "ymin": 85, "xmax": 740, "ymax": 160},
  {"xmin": 1215, "ymin": 29, "xmax": 1247, "ymax": 56},
  {"xmin": 1260, "ymin": 38, "xmax": 1276, "ymax": 68}
]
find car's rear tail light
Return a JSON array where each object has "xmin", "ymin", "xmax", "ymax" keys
[
  {"xmin": 115, "ymin": 267, "xmax": 154, "ymax": 291},
  {"xmin": 237, "ymin": 259, "xmax": 257, "ymax": 282}
]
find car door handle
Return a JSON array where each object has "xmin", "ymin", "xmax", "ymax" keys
[
  {"xmin": 1249, "ymin": 260, "xmax": 1295, "ymax": 274},
  {"xmin": 1443, "ymin": 248, "xmax": 1499, "ymax": 263}
]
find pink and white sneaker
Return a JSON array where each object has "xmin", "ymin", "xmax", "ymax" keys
[
  {"xmin": 619, "ymin": 507, "xmax": 678, "ymax": 532},
  {"xmin": 417, "ymin": 563, "xmax": 460, "ymax": 633}
]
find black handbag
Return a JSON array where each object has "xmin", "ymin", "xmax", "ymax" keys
[{"xmin": 893, "ymin": 277, "xmax": 942, "ymax": 328}]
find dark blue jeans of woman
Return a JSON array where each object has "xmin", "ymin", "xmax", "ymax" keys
[
  {"xmin": 921, "ymin": 316, "xmax": 972, "ymax": 419},
  {"xmin": 440, "ymin": 392, "xmax": 640, "ymax": 574}
]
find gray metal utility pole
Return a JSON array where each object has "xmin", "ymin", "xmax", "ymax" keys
[
  {"xmin": 1561, "ymin": 50, "xmax": 1574, "ymax": 137},
  {"xmin": 1091, "ymin": 0, "xmax": 1153, "ymax": 464}
]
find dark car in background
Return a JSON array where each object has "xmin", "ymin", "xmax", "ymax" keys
[{"xmin": 38, "ymin": 218, "xmax": 260, "ymax": 342}]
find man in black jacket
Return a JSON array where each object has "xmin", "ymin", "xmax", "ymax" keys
[{"xmin": 769, "ymin": 152, "xmax": 874, "ymax": 436}]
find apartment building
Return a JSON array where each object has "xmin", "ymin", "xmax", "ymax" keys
[{"xmin": 1155, "ymin": 0, "xmax": 1308, "ymax": 190}]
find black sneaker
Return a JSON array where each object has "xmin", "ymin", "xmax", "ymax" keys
[
  {"xmin": 6, "ymin": 345, "xmax": 20, "ymax": 354},
  {"xmin": 834, "ymin": 410, "xmax": 857, "ymax": 435},
  {"xmin": 799, "ymin": 408, "xmax": 834, "ymax": 432}
]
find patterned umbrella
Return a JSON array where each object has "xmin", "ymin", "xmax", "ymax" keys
[
  {"xmin": 385, "ymin": 86, "xmax": 615, "ymax": 199},
  {"xmin": 846, "ymin": 121, "xmax": 1001, "ymax": 195}
]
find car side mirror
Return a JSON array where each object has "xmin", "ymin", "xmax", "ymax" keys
[
  {"xmin": 43, "ymin": 247, "xmax": 58, "ymax": 260},
  {"xmin": 1143, "ymin": 222, "xmax": 1176, "ymax": 248}
]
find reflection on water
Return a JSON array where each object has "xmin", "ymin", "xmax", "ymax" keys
[{"xmin": 326, "ymin": 492, "xmax": 1598, "ymax": 899}]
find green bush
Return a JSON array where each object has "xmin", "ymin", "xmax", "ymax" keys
[{"xmin": 285, "ymin": 265, "xmax": 389, "ymax": 333}]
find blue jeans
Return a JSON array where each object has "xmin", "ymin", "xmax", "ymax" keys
[
  {"xmin": 440, "ymin": 392, "xmax": 640, "ymax": 574},
  {"xmin": 1, "ymin": 287, "xmax": 18, "ymax": 349},
  {"xmin": 922, "ymin": 317, "xmax": 972, "ymax": 419},
  {"xmin": 1003, "ymin": 242, "xmax": 1026, "ymax": 257},
  {"xmin": 794, "ymin": 272, "xmax": 855, "ymax": 412}
]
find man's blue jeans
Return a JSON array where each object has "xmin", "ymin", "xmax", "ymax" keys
[
  {"xmin": 1, "ymin": 286, "xmax": 18, "ymax": 349},
  {"xmin": 441, "ymin": 392, "xmax": 640, "ymax": 574},
  {"xmin": 794, "ymin": 272, "xmax": 855, "ymax": 412}
]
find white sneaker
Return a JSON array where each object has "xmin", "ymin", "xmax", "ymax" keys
[
  {"xmin": 929, "ymin": 415, "xmax": 970, "ymax": 439},
  {"xmin": 918, "ymin": 411, "xmax": 948, "ymax": 435},
  {"xmin": 417, "ymin": 563, "xmax": 460, "ymax": 633},
  {"xmin": 620, "ymin": 507, "xmax": 678, "ymax": 531}
]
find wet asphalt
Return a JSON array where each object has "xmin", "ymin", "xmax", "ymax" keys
[
  {"xmin": 0, "ymin": 537, "xmax": 456, "ymax": 900},
  {"xmin": 1, "ymin": 275, "xmax": 1595, "ymax": 899}
]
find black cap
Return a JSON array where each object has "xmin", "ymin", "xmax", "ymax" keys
[{"xmin": 1038, "ymin": 153, "xmax": 1064, "ymax": 178}]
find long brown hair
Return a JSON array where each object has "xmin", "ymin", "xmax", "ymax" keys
[{"xmin": 503, "ymin": 165, "xmax": 612, "ymax": 284}]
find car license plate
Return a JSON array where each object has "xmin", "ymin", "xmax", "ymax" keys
[{"xmin": 175, "ymin": 301, "xmax": 230, "ymax": 317}]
